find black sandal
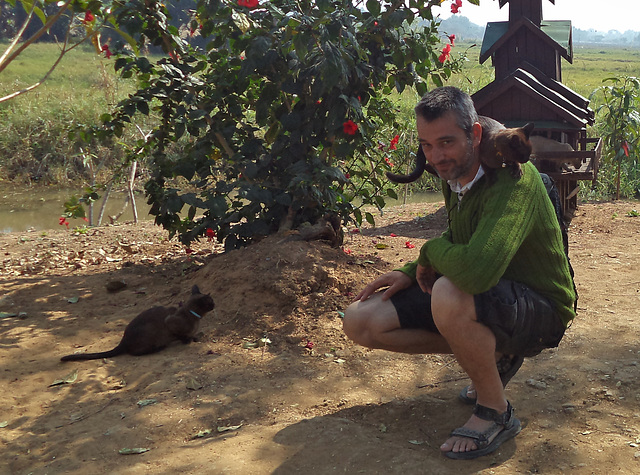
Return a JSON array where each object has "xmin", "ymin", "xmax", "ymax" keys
[
  {"xmin": 444, "ymin": 401, "xmax": 522, "ymax": 460},
  {"xmin": 458, "ymin": 355, "xmax": 524, "ymax": 404}
]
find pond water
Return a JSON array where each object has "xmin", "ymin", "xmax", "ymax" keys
[
  {"xmin": 0, "ymin": 188, "xmax": 442, "ymax": 233},
  {"xmin": 0, "ymin": 189, "xmax": 152, "ymax": 233}
]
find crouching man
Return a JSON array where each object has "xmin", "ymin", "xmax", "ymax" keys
[{"xmin": 343, "ymin": 86, "xmax": 576, "ymax": 459}]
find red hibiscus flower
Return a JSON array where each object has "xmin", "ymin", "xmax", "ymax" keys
[
  {"xmin": 448, "ymin": 34, "xmax": 456, "ymax": 46},
  {"xmin": 343, "ymin": 120, "xmax": 358, "ymax": 135},
  {"xmin": 101, "ymin": 44, "xmax": 112, "ymax": 59},
  {"xmin": 238, "ymin": 0, "xmax": 259, "ymax": 8},
  {"xmin": 83, "ymin": 11, "xmax": 95, "ymax": 24},
  {"xmin": 439, "ymin": 43, "xmax": 452, "ymax": 63},
  {"xmin": 206, "ymin": 228, "xmax": 216, "ymax": 242},
  {"xmin": 389, "ymin": 134, "xmax": 399, "ymax": 150},
  {"xmin": 622, "ymin": 141, "xmax": 630, "ymax": 157},
  {"xmin": 58, "ymin": 217, "xmax": 69, "ymax": 228},
  {"xmin": 451, "ymin": 0, "xmax": 462, "ymax": 14}
]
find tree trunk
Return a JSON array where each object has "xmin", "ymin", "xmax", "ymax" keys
[{"xmin": 128, "ymin": 161, "xmax": 138, "ymax": 223}]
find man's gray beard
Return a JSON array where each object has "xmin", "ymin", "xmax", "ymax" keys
[{"xmin": 436, "ymin": 137, "xmax": 476, "ymax": 182}]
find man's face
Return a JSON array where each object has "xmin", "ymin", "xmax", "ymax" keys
[{"xmin": 417, "ymin": 111, "xmax": 480, "ymax": 184}]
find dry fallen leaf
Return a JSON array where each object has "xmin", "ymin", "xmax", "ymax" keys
[
  {"xmin": 119, "ymin": 448, "xmax": 150, "ymax": 455},
  {"xmin": 217, "ymin": 424, "xmax": 243, "ymax": 433},
  {"xmin": 137, "ymin": 398, "xmax": 157, "ymax": 407},
  {"xmin": 49, "ymin": 369, "xmax": 78, "ymax": 387}
]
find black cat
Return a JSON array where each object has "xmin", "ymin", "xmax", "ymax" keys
[{"xmin": 60, "ymin": 285, "xmax": 215, "ymax": 361}]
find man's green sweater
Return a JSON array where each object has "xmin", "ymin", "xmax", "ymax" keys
[{"xmin": 397, "ymin": 162, "xmax": 576, "ymax": 327}]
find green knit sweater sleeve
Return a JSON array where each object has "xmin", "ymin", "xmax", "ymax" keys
[{"xmin": 418, "ymin": 166, "xmax": 537, "ymax": 295}]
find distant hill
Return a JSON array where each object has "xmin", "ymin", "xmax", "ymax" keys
[
  {"xmin": 438, "ymin": 15, "xmax": 485, "ymax": 42},
  {"xmin": 439, "ymin": 16, "xmax": 640, "ymax": 46}
]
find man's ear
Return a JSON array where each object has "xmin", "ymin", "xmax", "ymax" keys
[{"xmin": 472, "ymin": 121, "xmax": 482, "ymax": 148}]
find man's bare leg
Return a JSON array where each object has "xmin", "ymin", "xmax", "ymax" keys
[
  {"xmin": 343, "ymin": 281, "xmax": 512, "ymax": 455},
  {"xmin": 430, "ymin": 277, "xmax": 508, "ymax": 454},
  {"xmin": 343, "ymin": 292, "xmax": 452, "ymax": 354}
]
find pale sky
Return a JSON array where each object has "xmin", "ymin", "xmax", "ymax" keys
[{"xmin": 436, "ymin": 0, "xmax": 638, "ymax": 33}]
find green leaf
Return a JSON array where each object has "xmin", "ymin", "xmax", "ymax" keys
[
  {"xmin": 32, "ymin": 6, "xmax": 46, "ymax": 26},
  {"xmin": 354, "ymin": 208, "xmax": 363, "ymax": 226},
  {"xmin": 366, "ymin": 0, "xmax": 381, "ymax": 16},
  {"xmin": 119, "ymin": 448, "xmax": 150, "ymax": 455},
  {"xmin": 365, "ymin": 212, "xmax": 375, "ymax": 226}
]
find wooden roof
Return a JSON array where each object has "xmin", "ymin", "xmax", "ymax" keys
[
  {"xmin": 480, "ymin": 18, "xmax": 573, "ymax": 64},
  {"xmin": 472, "ymin": 62, "xmax": 594, "ymax": 128}
]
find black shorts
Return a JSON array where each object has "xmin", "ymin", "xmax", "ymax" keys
[{"xmin": 390, "ymin": 279, "xmax": 566, "ymax": 357}]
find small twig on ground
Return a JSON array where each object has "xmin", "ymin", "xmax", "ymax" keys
[
  {"xmin": 54, "ymin": 398, "xmax": 116, "ymax": 429},
  {"xmin": 417, "ymin": 376, "xmax": 468, "ymax": 389}
]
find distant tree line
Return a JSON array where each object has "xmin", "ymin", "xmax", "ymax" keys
[
  {"xmin": 440, "ymin": 15, "xmax": 640, "ymax": 46},
  {"xmin": 0, "ymin": 0, "xmax": 197, "ymax": 43}
]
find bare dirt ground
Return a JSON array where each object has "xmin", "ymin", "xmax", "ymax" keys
[{"xmin": 1, "ymin": 199, "xmax": 640, "ymax": 474}]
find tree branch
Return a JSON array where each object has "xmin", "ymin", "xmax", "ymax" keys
[
  {"xmin": 0, "ymin": 0, "xmax": 74, "ymax": 76},
  {"xmin": 0, "ymin": 16, "xmax": 84, "ymax": 104},
  {"xmin": 0, "ymin": 2, "xmax": 35, "ymax": 70}
]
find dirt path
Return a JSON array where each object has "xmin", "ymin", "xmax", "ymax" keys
[{"xmin": 1, "ymin": 200, "xmax": 639, "ymax": 474}]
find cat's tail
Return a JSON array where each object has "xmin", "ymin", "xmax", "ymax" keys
[
  {"xmin": 60, "ymin": 342, "xmax": 126, "ymax": 361},
  {"xmin": 386, "ymin": 146, "xmax": 435, "ymax": 183},
  {"xmin": 386, "ymin": 168, "xmax": 425, "ymax": 184}
]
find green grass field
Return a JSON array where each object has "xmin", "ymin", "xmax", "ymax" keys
[
  {"xmin": 0, "ymin": 41, "xmax": 138, "ymax": 138},
  {"xmin": 3, "ymin": 41, "xmax": 636, "ymax": 130},
  {"xmin": 0, "ymin": 40, "xmax": 638, "ymax": 196}
]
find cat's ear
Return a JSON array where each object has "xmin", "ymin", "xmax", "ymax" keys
[
  {"xmin": 521, "ymin": 123, "xmax": 535, "ymax": 139},
  {"xmin": 191, "ymin": 285, "xmax": 201, "ymax": 295}
]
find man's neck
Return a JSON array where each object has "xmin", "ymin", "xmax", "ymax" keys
[
  {"xmin": 448, "ymin": 164, "xmax": 484, "ymax": 196},
  {"xmin": 458, "ymin": 162, "xmax": 482, "ymax": 188}
]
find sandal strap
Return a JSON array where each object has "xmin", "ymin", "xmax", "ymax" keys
[
  {"xmin": 473, "ymin": 401, "xmax": 514, "ymax": 426},
  {"xmin": 449, "ymin": 426, "xmax": 492, "ymax": 448}
]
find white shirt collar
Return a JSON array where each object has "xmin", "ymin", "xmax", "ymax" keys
[{"xmin": 448, "ymin": 165, "xmax": 485, "ymax": 197}]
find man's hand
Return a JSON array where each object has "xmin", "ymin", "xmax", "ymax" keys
[
  {"xmin": 416, "ymin": 264, "xmax": 438, "ymax": 294},
  {"xmin": 355, "ymin": 271, "xmax": 413, "ymax": 302}
]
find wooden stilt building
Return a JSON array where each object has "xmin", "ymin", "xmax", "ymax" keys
[{"xmin": 471, "ymin": 0, "xmax": 601, "ymax": 220}]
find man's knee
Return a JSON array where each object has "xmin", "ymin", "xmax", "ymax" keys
[
  {"xmin": 342, "ymin": 301, "xmax": 364, "ymax": 343},
  {"xmin": 431, "ymin": 277, "xmax": 476, "ymax": 331},
  {"xmin": 342, "ymin": 296, "xmax": 399, "ymax": 348}
]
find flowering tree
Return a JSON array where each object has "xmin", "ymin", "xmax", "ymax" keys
[
  {"xmin": 86, "ymin": 0, "xmax": 478, "ymax": 249},
  {"xmin": 4, "ymin": 0, "xmax": 478, "ymax": 248}
]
